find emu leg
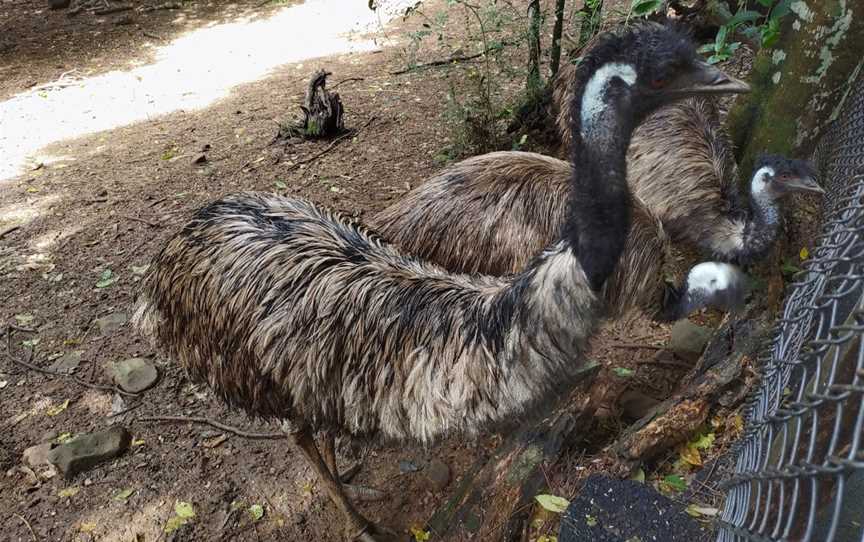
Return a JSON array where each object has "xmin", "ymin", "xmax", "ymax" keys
[
  {"xmin": 289, "ymin": 428, "xmax": 377, "ymax": 541},
  {"xmin": 321, "ymin": 432, "xmax": 338, "ymax": 479}
]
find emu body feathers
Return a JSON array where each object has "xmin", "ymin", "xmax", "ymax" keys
[{"xmin": 135, "ymin": 193, "xmax": 599, "ymax": 443}]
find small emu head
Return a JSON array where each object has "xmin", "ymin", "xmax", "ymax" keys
[
  {"xmin": 751, "ymin": 155, "xmax": 823, "ymax": 200},
  {"xmin": 578, "ymin": 23, "xmax": 750, "ymax": 129},
  {"xmin": 685, "ymin": 261, "xmax": 747, "ymax": 313}
]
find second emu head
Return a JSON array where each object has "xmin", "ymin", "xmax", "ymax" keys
[{"xmin": 751, "ymin": 154, "xmax": 822, "ymax": 201}]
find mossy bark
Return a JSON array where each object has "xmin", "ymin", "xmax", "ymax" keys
[{"xmin": 726, "ymin": 0, "xmax": 864, "ymax": 174}]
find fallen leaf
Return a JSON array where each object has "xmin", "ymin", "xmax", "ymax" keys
[
  {"xmin": 175, "ymin": 501, "xmax": 195, "ymax": 519},
  {"xmin": 113, "ymin": 488, "xmax": 135, "ymax": 502},
  {"xmin": 164, "ymin": 516, "xmax": 187, "ymax": 534},
  {"xmin": 410, "ymin": 526, "xmax": 430, "ymax": 541},
  {"xmin": 800, "ymin": 247, "xmax": 809, "ymax": 260},
  {"xmin": 96, "ymin": 269, "xmax": 116, "ymax": 289},
  {"xmin": 56, "ymin": 432, "xmax": 74, "ymax": 443},
  {"xmin": 691, "ymin": 432, "xmax": 715, "ymax": 450},
  {"xmin": 679, "ymin": 444, "xmax": 702, "ymax": 466},
  {"xmin": 132, "ymin": 439, "xmax": 146, "ymax": 447},
  {"xmin": 629, "ymin": 468, "xmax": 645, "ymax": 483},
  {"xmin": 46, "ymin": 399, "xmax": 70, "ymax": 416},
  {"xmin": 585, "ymin": 514, "xmax": 597, "ymax": 527},
  {"xmin": 686, "ymin": 504, "xmax": 719, "ymax": 517},
  {"xmin": 130, "ymin": 264, "xmax": 149, "ymax": 276},
  {"xmin": 14, "ymin": 313, "xmax": 34, "ymax": 325},
  {"xmin": 22, "ymin": 338, "xmax": 40, "ymax": 348},
  {"xmin": 612, "ymin": 367, "xmax": 634, "ymax": 378},
  {"xmin": 58, "ymin": 487, "xmax": 80, "ymax": 498},
  {"xmin": 79, "ymin": 522, "xmax": 98, "ymax": 533},
  {"xmin": 274, "ymin": 180, "xmax": 288, "ymax": 190},
  {"xmin": 662, "ymin": 474, "xmax": 687, "ymax": 492},
  {"xmin": 535, "ymin": 494, "xmax": 570, "ymax": 514},
  {"xmin": 248, "ymin": 504, "xmax": 264, "ymax": 522},
  {"xmin": 0, "ymin": 381, "xmax": 7, "ymax": 389}
]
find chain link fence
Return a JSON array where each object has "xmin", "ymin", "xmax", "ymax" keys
[{"xmin": 718, "ymin": 73, "xmax": 864, "ymax": 541}]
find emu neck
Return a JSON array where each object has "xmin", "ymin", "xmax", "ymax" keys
[
  {"xmin": 737, "ymin": 170, "xmax": 781, "ymax": 264},
  {"xmin": 564, "ymin": 64, "xmax": 636, "ymax": 291}
]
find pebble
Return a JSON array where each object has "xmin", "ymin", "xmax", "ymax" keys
[
  {"xmin": 399, "ymin": 459, "xmax": 421, "ymax": 473},
  {"xmin": 670, "ymin": 320, "xmax": 713, "ymax": 363},
  {"xmin": 47, "ymin": 426, "xmax": 132, "ymax": 478},
  {"xmin": 48, "ymin": 351, "xmax": 82, "ymax": 375},
  {"xmin": 424, "ymin": 459, "xmax": 451, "ymax": 491},
  {"xmin": 22, "ymin": 443, "xmax": 54, "ymax": 468},
  {"xmin": 95, "ymin": 312, "xmax": 128, "ymax": 336},
  {"xmin": 112, "ymin": 358, "xmax": 158, "ymax": 393}
]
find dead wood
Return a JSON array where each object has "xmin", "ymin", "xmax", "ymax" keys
[
  {"xmin": 280, "ymin": 70, "xmax": 345, "ymax": 140},
  {"xmin": 136, "ymin": 415, "xmax": 285, "ymax": 439}
]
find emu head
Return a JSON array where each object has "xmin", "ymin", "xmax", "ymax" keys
[
  {"xmin": 750, "ymin": 155, "xmax": 823, "ymax": 201},
  {"xmin": 578, "ymin": 22, "xmax": 750, "ymax": 135}
]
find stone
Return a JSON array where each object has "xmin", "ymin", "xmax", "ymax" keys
[
  {"xmin": 48, "ymin": 351, "xmax": 82, "ymax": 375},
  {"xmin": 424, "ymin": 459, "xmax": 451, "ymax": 491},
  {"xmin": 48, "ymin": 0, "xmax": 71, "ymax": 9},
  {"xmin": 559, "ymin": 475, "xmax": 709, "ymax": 542},
  {"xmin": 670, "ymin": 320, "xmax": 713, "ymax": 363},
  {"xmin": 398, "ymin": 460, "xmax": 421, "ymax": 473},
  {"xmin": 112, "ymin": 358, "xmax": 158, "ymax": 393},
  {"xmin": 47, "ymin": 426, "xmax": 132, "ymax": 478},
  {"xmin": 23, "ymin": 443, "xmax": 54, "ymax": 468},
  {"xmin": 95, "ymin": 312, "xmax": 127, "ymax": 336},
  {"xmin": 618, "ymin": 390, "xmax": 661, "ymax": 422}
]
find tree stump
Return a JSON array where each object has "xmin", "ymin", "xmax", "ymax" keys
[{"xmin": 282, "ymin": 70, "xmax": 345, "ymax": 140}]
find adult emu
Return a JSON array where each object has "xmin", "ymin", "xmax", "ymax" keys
[{"xmin": 135, "ymin": 23, "xmax": 747, "ymax": 541}]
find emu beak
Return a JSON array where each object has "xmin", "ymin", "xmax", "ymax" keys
[
  {"xmin": 667, "ymin": 61, "xmax": 750, "ymax": 96},
  {"xmin": 786, "ymin": 175, "xmax": 825, "ymax": 195}
]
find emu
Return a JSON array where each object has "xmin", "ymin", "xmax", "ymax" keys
[
  {"xmin": 135, "ymin": 23, "xmax": 747, "ymax": 541},
  {"xmin": 371, "ymin": 151, "xmax": 747, "ymax": 322},
  {"xmin": 553, "ymin": 67, "xmax": 823, "ymax": 262}
]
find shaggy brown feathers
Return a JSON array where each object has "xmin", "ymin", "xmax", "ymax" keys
[{"xmin": 370, "ymin": 151, "xmax": 676, "ymax": 319}]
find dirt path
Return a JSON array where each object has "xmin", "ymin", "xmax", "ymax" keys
[{"xmin": 0, "ymin": 1, "xmax": 680, "ymax": 541}]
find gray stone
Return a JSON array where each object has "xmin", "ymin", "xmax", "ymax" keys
[
  {"xmin": 670, "ymin": 320, "xmax": 713, "ymax": 363},
  {"xmin": 399, "ymin": 460, "xmax": 421, "ymax": 473},
  {"xmin": 48, "ymin": 351, "xmax": 82, "ymax": 375},
  {"xmin": 559, "ymin": 475, "xmax": 709, "ymax": 542},
  {"xmin": 425, "ymin": 459, "xmax": 451, "ymax": 491},
  {"xmin": 618, "ymin": 390, "xmax": 661, "ymax": 422},
  {"xmin": 95, "ymin": 312, "xmax": 127, "ymax": 336},
  {"xmin": 112, "ymin": 358, "xmax": 158, "ymax": 393},
  {"xmin": 23, "ymin": 443, "xmax": 54, "ymax": 468},
  {"xmin": 47, "ymin": 426, "xmax": 132, "ymax": 478}
]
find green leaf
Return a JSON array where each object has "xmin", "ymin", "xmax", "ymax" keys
[
  {"xmin": 585, "ymin": 514, "xmax": 598, "ymax": 527},
  {"xmin": 164, "ymin": 516, "xmax": 187, "ymax": 534},
  {"xmin": 56, "ymin": 432, "xmax": 74, "ymax": 443},
  {"xmin": 613, "ymin": 367, "xmax": 635, "ymax": 378},
  {"xmin": 58, "ymin": 487, "xmax": 80, "ymax": 498},
  {"xmin": 630, "ymin": 468, "xmax": 646, "ymax": 483},
  {"xmin": 771, "ymin": 0, "xmax": 793, "ymax": 19},
  {"xmin": 754, "ymin": 0, "xmax": 772, "ymax": 7},
  {"xmin": 697, "ymin": 43, "xmax": 716, "ymax": 54},
  {"xmin": 692, "ymin": 432, "xmax": 716, "ymax": 450},
  {"xmin": 248, "ymin": 504, "xmax": 264, "ymax": 522},
  {"xmin": 175, "ymin": 501, "xmax": 196, "ymax": 519},
  {"xmin": 410, "ymin": 526, "xmax": 431, "ymax": 541},
  {"xmin": 535, "ymin": 494, "xmax": 570, "ymax": 514},
  {"xmin": 727, "ymin": 9, "xmax": 761, "ymax": 26},
  {"xmin": 706, "ymin": 55, "xmax": 722, "ymax": 65},
  {"xmin": 662, "ymin": 474, "xmax": 687, "ymax": 492},
  {"xmin": 96, "ymin": 269, "xmax": 116, "ymax": 288},
  {"xmin": 715, "ymin": 25, "xmax": 729, "ymax": 48},
  {"xmin": 113, "ymin": 488, "xmax": 135, "ymax": 502},
  {"xmin": 631, "ymin": 0, "xmax": 662, "ymax": 16}
]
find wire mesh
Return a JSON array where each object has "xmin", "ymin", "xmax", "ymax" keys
[{"xmin": 718, "ymin": 74, "xmax": 864, "ymax": 541}]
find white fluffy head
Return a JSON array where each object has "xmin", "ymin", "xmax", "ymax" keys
[
  {"xmin": 686, "ymin": 262, "xmax": 740, "ymax": 292},
  {"xmin": 581, "ymin": 63, "xmax": 638, "ymax": 134},
  {"xmin": 750, "ymin": 166, "xmax": 775, "ymax": 197}
]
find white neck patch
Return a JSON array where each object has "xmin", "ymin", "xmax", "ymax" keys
[
  {"xmin": 751, "ymin": 166, "xmax": 775, "ymax": 197},
  {"xmin": 687, "ymin": 262, "xmax": 738, "ymax": 292},
  {"xmin": 581, "ymin": 63, "xmax": 638, "ymax": 133}
]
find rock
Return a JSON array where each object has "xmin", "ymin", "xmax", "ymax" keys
[
  {"xmin": 112, "ymin": 358, "xmax": 158, "ymax": 393},
  {"xmin": 23, "ymin": 443, "xmax": 54, "ymax": 468},
  {"xmin": 39, "ymin": 430, "xmax": 59, "ymax": 443},
  {"xmin": 48, "ymin": 351, "xmax": 82, "ymax": 375},
  {"xmin": 95, "ymin": 312, "xmax": 127, "ymax": 336},
  {"xmin": 559, "ymin": 475, "xmax": 709, "ymax": 542},
  {"xmin": 47, "ymin": 426, "xmax": 132, "ymax": 478},
  {"xmin": 399, "ymin": 460, "xmax": 421, "ymax": 473},
  {"xmin": 618, "ymin": 390, "xmax": 661, "ymax": 422},
  {"xmin": 670, "ymin": 320, "xmax": 713, "ymax": 363},
  {"xmin": 48, "ymin": 0, "xmax": 71, "ymax": 9},
  {"xmin": 424, "ymin": 459, "xmax": 451, "ymax": 491}
]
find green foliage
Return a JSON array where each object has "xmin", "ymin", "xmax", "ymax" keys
[{"xmin": 700, "ymin": 0, "xmax": 792, "ymax": 64}]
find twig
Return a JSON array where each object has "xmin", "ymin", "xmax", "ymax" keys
[
  {"xmin": 0, "ymin": 225, "xmax": 20, "ymax": 240},
  {"xmin": 390, "ymin": 39, "xmax": 518, "ymax": 75},
  {"xmin": 136, "ymin": 416, "xmax": 286, "ymax": 439},
  {"xmin": 94, "ymin": 4, "xmax": 131, "ymax": 15},
  {"xmin": 283, "ymin": 116, "xmax": 376, "ymax": 172},
  {"xmin": 107, "ymin": 400, "xmax": 144, "ymax": 418},
  {"xmin": 610, "ymin": 342, "xmax": 665, "ymax": 350},
  {"xmin": 118, "ymin": 214, "xmax": 160, "ymax": 228},
  {"xmin": 148, "ymin": 196, "xmax": 168, "ymax": 208},
  {"xmin": 330, "ymin": 77, "xmax": 365, "ymax": 90},
  {"xmin": 4, "ymin": 325, "xmax": 139, "ymax": 397},
  {"xmin": 142, "ymin": 30, "xmax": 165, "ymax": 41},
  {"xmin": 11, "ymin": 513, "xmax": 36, "ymax": 542}
]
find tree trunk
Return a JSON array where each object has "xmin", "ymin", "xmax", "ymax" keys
[
  {"xmin": 726, "ymin": 0, "xmax": 864, "ymax": 174},
  {"xmin": 550, "ymin": 0, "xmax": 567, "ymax": 76},
  {"xmin": 527, "ymin": 0, "xmax": 543, "ymax": 97}
]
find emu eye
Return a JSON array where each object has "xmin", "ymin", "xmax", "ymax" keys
[{"xmin": 650, "ymin": 78, "xmax": 667, "ymax": 89}]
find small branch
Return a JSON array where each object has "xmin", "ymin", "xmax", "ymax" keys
[
  {"xmin": 0, "ymin": 225, "xmax": 20, "ymax": 240},
  {"xmin": 610, "ymin": 342, "xmax": 665, "ymax": 350},
  {"xmin": 390, "ymin": 39, "xmax": 519, "ymax": 75},
  {"xmin": 136, "ymin": 416, "xmax": 286, "ymax": 439},
  {"xmin": 283, "ymin": 116, "xmax": 376, "ymax": 172},
  {"xmin": 11, "ymin": 513, "xmax": 36, "ymax": 542},
  {"xmin": 142, "ymin": 30, "xmax": 165, "ymax": 41},
  {"xmin": 118, "ymin": 214, "xmax": 160, "ymax": 228},
  {"xmin": 330, "ymin": 77, "xmax": 365, "ymax": 90},
  {"xmin": 107, "ymin": 401, "xmax": 144, "ymax": 419},
  {"xmin": 94, "ymin": 4, "xmax": 131, "ymax": 15}
]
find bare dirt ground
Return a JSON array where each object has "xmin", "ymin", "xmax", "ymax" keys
[{"xmin": 0, "ymin": 1, "xmax": 743, "ymax": 541}]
